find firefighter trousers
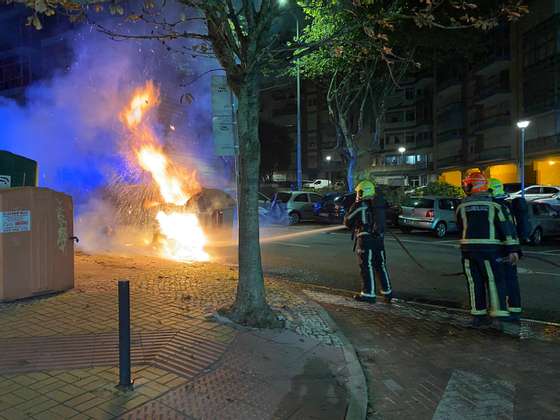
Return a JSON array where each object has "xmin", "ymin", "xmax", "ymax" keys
[
  {"xmin": 357, "ymin": 237, "xmax": 392, "ymax": 299},
  {"xmin": 503, "ymin": 261, "xmax": 522, "ymax": 314},
  {"xmin": 462, "ymin": 251, "xmax": 509, "ymax": 318}
]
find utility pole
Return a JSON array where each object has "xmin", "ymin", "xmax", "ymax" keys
[
  {"xmin": 516, "ymin": 120, "xmax": 530, "ymax": 198},
  {"xmin": 296, "ymin": 18, "xmax": 302, "ymax": 190}
]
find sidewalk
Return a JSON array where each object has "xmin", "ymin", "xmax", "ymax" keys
[
  {"xmin": 0, "ymin": 254, "xmax": 365, "ymax": 420},
  {"xmin": 306, "ymin": 289, "xmax": 560, "ymax": 420}
]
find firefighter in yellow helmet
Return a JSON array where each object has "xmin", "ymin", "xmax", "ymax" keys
[
  {"xmin": 344, "ymin": 180, "xmax": 393, "ymax": 303},
  {"xmin": 488, "ymin": 178, "xmax": 523, "ymax": 321}
]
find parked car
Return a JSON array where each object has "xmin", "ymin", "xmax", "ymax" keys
[
  {"xmin": 272, "ymin": 191, "xmax": 324, "ymax": 224},
  {"xmin": 535, "ymin": 192, "xmax": 560, "ymax": 211},
  {"xmin": 503, "ymin": 183, "xmax": 522, "ymax": 194},
  {"xmin": 304, "ymin": 179, "xmax": 332, "ymax": 190},
  {"xmin": 508, "ymin": 185, "xmax": 560, "ymax": 201},
  {"xmin": 332, "ymin": 191, "xmax": 400, "ymax": 226},
  {"xmin": 398, "ymin": 196, "xmax": 461, "ymax": 238},
  {"xmin": 313, "ymin": 192, "xmax": 342, "ymax": 223},
  {"xmin": 526, "ymin": 202, "xmax": 560, "ymax": 245}
]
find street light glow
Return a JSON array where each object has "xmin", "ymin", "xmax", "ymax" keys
[
  {"xmin": 517, "ymin": 120, "xmax": 530, "ymax": 129},
  {"xmin": 398, "ymin": 147, "xmax": 406, "ymax": 154},
  {"xmin": 325, "ymin": 155, "xmax": 332, "ymax": 161}
]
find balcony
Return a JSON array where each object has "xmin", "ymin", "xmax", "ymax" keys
[
  {"xmin": 437, "ymin": 129, "xmax": 463, "ymax": 143},
  {"xmin": 475, "ymin": 52, "xmax": 511, "ymax": 77},
  {"xmin": 474, "ymin": 83, "xmax": 511, "ymax": 106},
  {"xmin": 469, "ymin": 146, "xmax": 511, "ymax": 163},
  {"xmin": 436, "ymin": 78, "xmax": 462, "ymax": 97},
  {"xmin": 436, "ymin": 155, "xmax": 462, "ymax": 168},
  {"xmin": 471, "ymin": 114, "xmax": 511, "ymax": 133},
  {"xmin": 526, "ymin": 134, "xmax": 560, "ymax": 155},
  {"xmin": 370, "ymin": 161, "xmax": 432, "ymax": 174}
]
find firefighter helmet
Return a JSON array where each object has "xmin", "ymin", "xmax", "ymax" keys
[
  {"xmin": 355, "ymin": 180, "xmax": 376, "ymax": 200},
  {"xmin": 462, "ymin": 172, "xmax": 488, "ymax": 194},
  {"xmin": 488, "ymin": 178, "xmax": 505, "ymax": 197}
]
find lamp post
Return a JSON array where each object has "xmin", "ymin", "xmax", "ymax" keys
[
  {"xmin": 398, "ymin": 146, "xmax": 406, "ymax": 164},
  {"xmin": 325, "ymin": 155, "xmax": 332, "ymax": 182},
  {"xmin": 516, "ymin": 120, "xmax": 530, "ymax": 198},
  {"xmin": 279, "ymin": 0, "xmax": 302, "ymax": 189}
]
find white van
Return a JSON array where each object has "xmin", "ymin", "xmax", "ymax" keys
[{"xmin": 304, "ymin": 179, "xmax": 332, "ymax": 190}]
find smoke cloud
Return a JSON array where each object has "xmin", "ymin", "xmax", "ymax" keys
[{"xmin": 0, "ymin": 18, "xmax": 229, "ymax": 203}]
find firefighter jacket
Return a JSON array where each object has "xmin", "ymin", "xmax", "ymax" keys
[
  {"xmin": 344, "ymin": 195, "xmax": 386, "ymax": 239},
  {"xmin": 456, "ymin": 194, "xmax": 520, "ymax": 254},
  {"xmin": 494, "ymin": 196, "xmax": 523, "ymax": 257}
]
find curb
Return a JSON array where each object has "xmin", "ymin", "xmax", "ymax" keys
[{"xmin": 306, "ymin": 299, "xmax": 368, "ymax": 420}]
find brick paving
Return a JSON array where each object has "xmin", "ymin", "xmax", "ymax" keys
[
  {"xmin": 311, "ymin": 291, "xmax": 560, "ymax": 420},
  {"xmin": 0, "ymin": 254, "xmax": 349, "ymax": 419}
]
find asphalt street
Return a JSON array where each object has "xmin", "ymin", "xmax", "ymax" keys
[{"xmin": 210, "ymin": 224, "xmax": 560, "ymax": 323}]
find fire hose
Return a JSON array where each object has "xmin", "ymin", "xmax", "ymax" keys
[
  {"xmin": 386, "ymin": 229, "xmax": 464, "ymax": 277},
  {"xmin": 387, "ymin": 229, "xmax": 560, "ymax": 274}
]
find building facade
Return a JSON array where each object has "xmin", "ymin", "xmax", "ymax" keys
[{"xmin": 367, "ymin": 0, "xmax": 560, "ymax": 187}]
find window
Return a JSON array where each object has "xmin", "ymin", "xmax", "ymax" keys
[
  {"xmin": 525, "ymin": 187, "xmax": 540, "ymax": 195},
  {"xmin": 294, "ymin": 194, "xmax": 308, "ymax": 202},
  {"xmin": 275, "ymin": 192, "xmax": 291, "ymax": 203},
  {"xmin": 403, "ymin": 198, "xmax": 435, "ymax": 209},
  {"xmin": 405, "ymin": 88, "xmax": 414, "ymax": 100},
  {"xmin": 309, "ymin": 193, "xmax": 323, "ymax": 203},
  {"xmin": 394, "ymin": 136, "xmax": 401, "ymax": 144},
  {"xmin": 406, "ymin": 135, "xmax": 415, "ymax": 144},
  {"xmin": 386, "ymin": 111, "xmax": 403, "ymax": 123},
  {"xmin": 405, "ymin": 110, "xmax": 415, "ymax": 122},
  {"xmin": 542, "ymin": 187, "xmax": 559, "ymax": 194},
  {"xmin": 439, "ymin": 199, "xmax": 456, "ymax": 211}
]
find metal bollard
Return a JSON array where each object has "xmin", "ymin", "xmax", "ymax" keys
[{"xmin": 117, "ymin": 280, "xmax": 133, "ymax": 390}]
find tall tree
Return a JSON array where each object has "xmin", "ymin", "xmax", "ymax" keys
[
  {"xmin": 6, "ymin": 0, "xmax": 527, "ymax": 327},
  {"xmin": 297, "ymin": 0, "xmax": 528, "ymax": 190}
]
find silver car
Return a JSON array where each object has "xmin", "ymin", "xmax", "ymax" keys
[
  {"xmin": 273, "ymin": 191, "xmax": 324, "ymax": 225},
  {"xmin": 398, "ymin": 196, "xmax": 461, "ymax": 238},
  {"xmin": 526, "ymin": 202, "xmax": 560, "ymax": 245},
  {"xmin": 535, "ymin": 192, "xmax": 560, "ymax": 211}
]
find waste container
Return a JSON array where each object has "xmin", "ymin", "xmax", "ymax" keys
[
  {"xmin": 0, "ymin": 187, "xmax": 74, "ymax": 301},
  {"xmin": 0, "ymin": 150, "xmax": 38, "ymax": 188}
]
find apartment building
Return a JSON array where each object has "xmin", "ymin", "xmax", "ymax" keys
[
  {"xmin": 259, "ymin": 79, "xmax": 343, "ymax": 183},
  {"xmin": 0, "ymin": 5, "xmax": 74, "ymax": 100},
  {"xmin": 369, "ymin": 74, "xmax": 436, "ymax": 186},
  {"xmin": 368, "ymin": 1, "xmax": 560, "ymax": 188}
]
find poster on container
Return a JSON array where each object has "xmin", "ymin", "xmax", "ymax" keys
[
  {"xmin": 0, "ymin": 210, "xmax": 31, "ymax": 233},
  {"xmin": 0, "ymin": 175, "xmax": 11, "ymax": 189}
]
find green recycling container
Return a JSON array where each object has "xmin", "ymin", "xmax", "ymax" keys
[{"xmin": 0, "ymin": 151, "xmax": 38, "ymax": 188}]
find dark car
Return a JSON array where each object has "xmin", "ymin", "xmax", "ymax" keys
[
  {"xmin": 313, "ymin": 192, "xmax": 343, "ymax": 223},
  {"xmin": 332, "ymin": 191, "xmax": 400, "ymax": 226}
]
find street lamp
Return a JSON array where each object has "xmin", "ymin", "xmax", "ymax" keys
[
  {"xmin": 398, "ymin": 146, "xmax": 406, "ymax": 164},
  {"xmin": 325, "ymin": 155, "xmax": 332, "ymax": 182},
  {"xmin": 516, "ymin": 120, "xmax": 530, "ymax": 198},
  {"xmin": 279, "ymin": 0, "xmax": 302, "ymax": 190}
]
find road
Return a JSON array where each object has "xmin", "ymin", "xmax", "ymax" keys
[{"xmin": 210, "ymin": 223, "xmax": 560, "ymax": 322}]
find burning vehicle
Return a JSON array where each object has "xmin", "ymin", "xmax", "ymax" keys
[{"xmin": 81, "ymin": 80, "xmax": 213, "ymax": 262}]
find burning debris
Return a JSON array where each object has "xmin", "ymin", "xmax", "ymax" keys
[{"xmin": 115, "ymin": 81, "xmax": 209, "ymax": 262}]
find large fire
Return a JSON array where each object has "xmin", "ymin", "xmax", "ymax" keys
[{"xmin": 120, "ymin": 81, "xmax": 209, "ymax": 262}]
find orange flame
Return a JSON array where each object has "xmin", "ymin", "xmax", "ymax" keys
[{"xmin": 120, "ymin": 81, "xmax": 208, "ymax": 262}]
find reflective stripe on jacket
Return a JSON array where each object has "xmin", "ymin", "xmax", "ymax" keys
[{"xmin": 456, "ymin": 194, "xmax": 518, "ymax": 253}]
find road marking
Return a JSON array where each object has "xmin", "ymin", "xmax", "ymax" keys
[
  {"xmin": 272, "ymin": 242, "xmax": 311, "ymax": 248},
  {"xmin": 432, "ymin": 370, "xmax": 515, "ymax": 420}
]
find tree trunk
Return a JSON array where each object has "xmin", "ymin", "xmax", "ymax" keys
[
  {"xmin": 224, "ymin": 71, "xmax": 281, "ymax": 328},
  {"xmin": 338, "ymin": 116, "xmax": 357, "ymax": 192}
]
